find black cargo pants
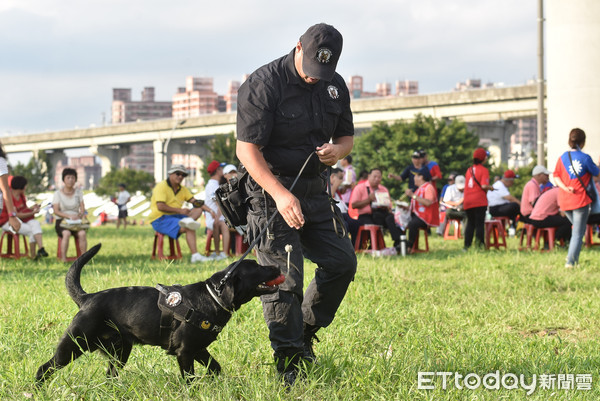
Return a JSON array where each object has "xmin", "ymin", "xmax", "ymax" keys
[{"xmin": 245, "ymin": 174, "xmax": 357, "ymax": 353}]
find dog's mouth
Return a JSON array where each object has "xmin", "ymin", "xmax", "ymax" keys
[{"xmin": 257, "ymin": 274, "xmax": 285, "ymax": 291}]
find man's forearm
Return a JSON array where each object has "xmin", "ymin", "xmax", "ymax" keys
[{"xmin": 236, "ymin": 141, "xmax": 289, "ymax": 200}]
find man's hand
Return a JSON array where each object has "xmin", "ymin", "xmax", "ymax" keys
[
  {"xmin": 316, "ymin": 143, "xmax": 343, "ymax": 166},
  {"xmin": 274, "ymin": 190, "xmax": 305, "ymax": 230}
]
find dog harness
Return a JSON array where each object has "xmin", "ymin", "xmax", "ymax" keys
[{"xmin": 156, "ymin": 284, "xmax": 230, "ymax": 352}]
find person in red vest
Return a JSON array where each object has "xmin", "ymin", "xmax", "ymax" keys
[
  {"xmin": 404, "ymin": 170, "xmax": 439, "ymax": 252},
  {"xmin": 0, "ymin": 176, "xmax": 47, "ymax": 259},
  {"xmin": 463, "ymin": 148, "xmax": 493, "ymax": 250}
]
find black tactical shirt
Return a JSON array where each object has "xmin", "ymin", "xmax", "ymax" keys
[{"xmin": 236, "ymin": 48, "xmax": 354, "ymax": 177}]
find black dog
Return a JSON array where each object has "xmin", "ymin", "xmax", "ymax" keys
[{"xmin": 36, "ymin": 243, "xmax": 283, "ymax": 384}]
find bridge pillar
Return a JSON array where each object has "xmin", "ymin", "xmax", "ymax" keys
[
  {"xmin": 45, "ymin": 149, "xmax": 67, "ymax": 188},
  {"xmin": 89, "ymin": 144, "xmax": 131, "ymax": 177},
  {"xmin": 547, "ymin": 0, "xmax": 600, "ymax": 167},
  {"xmin": 153, "ymin": 140, "xmax": 166, "ymax": 184},
  {"xmin": 467, "ymin": 121, "xmax": 517, "ymax": 167}
]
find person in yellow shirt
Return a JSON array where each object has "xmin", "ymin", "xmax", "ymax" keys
[{"xmin": 149, "ymin": 164, "xmax": 214, "ymax": 263}]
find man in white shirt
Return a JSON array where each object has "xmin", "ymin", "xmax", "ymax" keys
[
  {"xmin": 437, "ymin": 175, "xmax": 466, "ymax": 235},
  {"xmin": 204, "ymin": 160, "xmax": 230, "ymax": 260},
  {"xmin": 487, "ymin": 170, "xmax": 521, "ymax": 232},
  {"xmin": 115, "ymin": 183, "xmax": 130, "ymax": 230}
]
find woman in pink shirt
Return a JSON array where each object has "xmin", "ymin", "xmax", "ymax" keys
[{"xmin": 529, "ymin": 187, "xmax": 571, "ymax": 244}]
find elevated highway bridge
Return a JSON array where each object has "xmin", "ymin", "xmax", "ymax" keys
[{"xmin": 2, "ymin": 84, "xmax": 541, "ymax": 183}]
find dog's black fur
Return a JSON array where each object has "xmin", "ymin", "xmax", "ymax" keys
[{"xmin": 36, "ymin": 243, "xmax": 281, "ymax": 384}]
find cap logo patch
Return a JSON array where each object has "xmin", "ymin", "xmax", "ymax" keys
[
  {"xmin": 327, "ymin": 85, "xmax": 339, "ymax": 99},
  {"xmin": 316, "ymin": 48, "xmax": 333, "ymax": 64}
]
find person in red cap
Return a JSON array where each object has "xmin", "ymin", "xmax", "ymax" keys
[
  {"xmin": 236, "ymin": 23, "xmax": 356, "ymax": 385},
  {"xmin": 487, "ymin": 169, "xmax": 521, "ymax": 234},
  {"xmin": 463, "ymin": 147, "xmax": 493, "ymax": 249},
  {"xmin": 204, "ymin": 160, "xmax": 229, "ymax": 260}
]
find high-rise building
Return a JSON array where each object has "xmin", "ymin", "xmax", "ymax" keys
[
  {"xmin": 120, "ymin": 144, "xmax": 155, "ymax": 175},
  {"xmin": 454, "ymin": 79, "xmax": 495, "ymax": 92},
  {"xmin": 348, "ymin": 75, "xmax": 364, "ymax": 98},
  {"xmin": 376, "ymin": 83, "xmax": 392, "ymax": 97},
  {"xmin": 348, "ymin": 75, "xmax": 418, "ymax": 99},
  {"xmin": 396, "ymin": 80, "xmax": 419, "ymax": 96},
  {"xmin": 224, "ymin": 80, "xmax": 240, "ymax": 112},
  {"xmin": 111, "ymin": 87, "xmax": 172, "ymax": 124},
  {"xmin": 172, "ymin": 77, "xmax": 219, "ymax": 119}
]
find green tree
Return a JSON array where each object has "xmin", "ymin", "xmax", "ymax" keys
[
  {"xmin": 11, "ymin": 150, "xmax": 51, "ymax": 194},
  {"xmin": 95, "ymin": 168, "xmax": 155, "ymax": 198},
  {"xmin": 209, "ymin": 132, "xmax": 238, "ymax": 165},
  {"xmin": 353, "ymin": 114, "xmax": 480, "ymax": 199},
  {"xmin": 202, "ymin": 132, "xmax": 239, "ymax": 183}
]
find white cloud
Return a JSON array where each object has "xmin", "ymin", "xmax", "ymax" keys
[{"xmin": 0, "ymin": 0, "xmax": 539, "ymax": 133}]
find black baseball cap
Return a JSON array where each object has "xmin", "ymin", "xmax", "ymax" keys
[{"xmin": 299, "ymin": 23, "xmax": 343, "ymax": 81}]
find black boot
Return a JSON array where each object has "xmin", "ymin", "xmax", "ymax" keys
[
  {"xmin": 303, "ymin": 323, "xmax": 320, "ymax": 363},
  {"xmin": 274, "ymin": 350, "xmax": 302, "ymax": 387},
  {"xmin": 37, "ymin": 247, "xmax": 49, "ymax": 258}
]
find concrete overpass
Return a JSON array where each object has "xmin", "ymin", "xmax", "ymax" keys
[{"xmin": 1, "ymin": 84, "xmax": 541, "ymax": 183}]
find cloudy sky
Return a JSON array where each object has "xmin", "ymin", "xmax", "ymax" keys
[{"xmin": 0, "ymin": 0, "xmax": 538, "ymax": 136}]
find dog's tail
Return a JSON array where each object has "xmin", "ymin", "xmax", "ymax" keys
[{"xmin": 65, "ymin": 243, "xmax": 101, "ymax": 307}]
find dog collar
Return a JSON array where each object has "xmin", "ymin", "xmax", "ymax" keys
[{"xmin": 207, "ymin": 283, "xmax": 234, "ymax": 314}]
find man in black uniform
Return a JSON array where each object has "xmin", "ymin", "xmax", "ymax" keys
[{"xmin": 236, "ymin": 23, "xmax": 357, "ymax": 385}]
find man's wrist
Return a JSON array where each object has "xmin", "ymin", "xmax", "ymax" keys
[{"xmin": 9, "ymin": 212, "xmax": 17, "ymax": 217}]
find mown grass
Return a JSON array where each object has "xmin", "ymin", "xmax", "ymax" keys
[{"xmin": 1, "ymin": 224, "xmax": 600, "ymax": 400}]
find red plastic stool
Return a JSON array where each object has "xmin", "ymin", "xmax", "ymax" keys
[
  {"xmin": 411, "ymin": 227, "xmax": 430, "ymax": 253},
  {"xmin": 533, "ymin": 227, "xmax": 564, "ymax": 252},
  {"xmin": 443, "ymin": 219, "xmax": 462, "ymax": 240},
  {"xmin": 585, "ymin": 224, "xmax": 600, "ymax": 248},
  {"xmin": 355, "ymin": 225, "xmax": 386, "ymax": 253},
  {"xmin": 519, "ymin": 224, "xmax": 536, "ymax": 251},
  {"xmin": 152, "ymin": 232, "xmax": 182, "ymax": 260},
  {"xmin": 485, "ymin": 220, "xmax": 507, "ymax": 249},
  {"xmin": 57, "ymin": 235, "xmax": 82, "ymax": 262},
  {"xmin": 233, "ymin": 232, "xmax": 249, "ymax": 256},
  {"xmin": 0, "ymin": 231, "xmax": 29, "ymax": 259},
  {"xmin": 493, "ymin": 216, "xmax": 511, "ymax": 232}
]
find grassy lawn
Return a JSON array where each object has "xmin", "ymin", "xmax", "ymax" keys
[{"xmin": 1, "ymin": 224, "xmax": 600, "ymax": 400}]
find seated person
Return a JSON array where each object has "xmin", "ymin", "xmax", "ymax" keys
[
  {"xmin": 520, "ymin": 165, "xmax": 550, "ymax": 224},
  {"xmin": 330, "ymin": 167, "xmax": 359, "ymax": 245},
  {"xmin": 350, "ymin": 168, "xmax": 402, "ymax": 249},
  {"xmin": 148, "ymin": 164, "xmax": 214, "ymax": 263},
  {"xmin": 404, "ymin": 171, "xmax": 439, "ymax": 251},
  {"xmin": 487, "ymin": 170, "xmax": 521, "ymax": 231},
  {"xmin": 204, "ymin": 160, "xmax": 230, "ymax": 260},
  {"xmin": 529, "ymin": 187, "xmax": 571, "ymax": 244},
  {"xmin": 588, "ymin": 177, "xmax": 600, "ymax": 225},
  {"xmin": 437, "ymin": 174, "xmax": 466, "ymax": 235},
  {"xmin": 53, "ymin": 168, "xmax": 88, "ymax": 262},
  {"xmin": 0, "ymin": 176, "xmax": 47, "ymax": 259}
]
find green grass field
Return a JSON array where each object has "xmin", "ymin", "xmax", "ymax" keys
[{"xmin": 1, "ymin": 224, "xmax": 600, "ymax": 400}]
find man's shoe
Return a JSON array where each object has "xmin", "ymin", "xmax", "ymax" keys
[
  {"xmin": 274, "ymin": 350, "xmax": 303, "ymax": 386},
  {"xmin": 190, "ymin": 253, "xmax": 210, "ymax": 263},
  {"xmin": 303, "ymin": 324, "xmax": 320, "ymax": 363},
  {"xmin": 282, "ymin": 368, "xmax": 299, "ymax": 387},
  {"xmin": 37, "ymin": 247, "xmax": 49, "ymax": 258},
  {"xmin": 178, "ymin": 217, "xmax": 201, "ymax": 231}
]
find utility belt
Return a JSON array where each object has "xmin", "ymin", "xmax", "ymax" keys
[{"xmin": 270, "ymin": 169, "xmax": 322, "ymax": 179}]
